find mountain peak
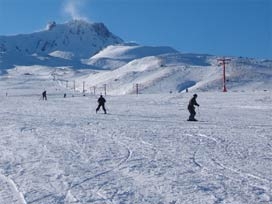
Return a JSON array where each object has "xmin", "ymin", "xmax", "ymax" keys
[
  {"xmin": 45, "ymin": 20, "xmax": 111, "ymax": 37},
  {"xmin": 63, "ymin": 20, "xmax": 112, "ymax": 38}
]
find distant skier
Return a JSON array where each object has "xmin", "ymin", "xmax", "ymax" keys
[
  {"xmin": 187, "ymin": 94, "xmax": 199, "ymax": 121},
  {"xmin": 96, "ymin": 95, "xmax": 107, "ymax": 114},
  {"xmin": 42, "ymin": 90, "xmax": 47, "ymax": 100}
]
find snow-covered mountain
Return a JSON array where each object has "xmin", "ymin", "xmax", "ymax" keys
[
  {"xmin": 0, "ymin": 20, "xmax": 271, "ymax": 94},
  {"xmin": 0, "ymin": 20, "xmax": 123, "ymax": 69}
]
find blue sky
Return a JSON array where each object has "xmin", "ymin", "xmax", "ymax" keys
[{"xmin": 0, "ymin": 0, "xmax": 271, "ymax": 59}]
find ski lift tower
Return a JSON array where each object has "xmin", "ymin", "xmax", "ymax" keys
[{"xmin": 217, "ymin": 58, "xmax": 231, "ymax": 92}]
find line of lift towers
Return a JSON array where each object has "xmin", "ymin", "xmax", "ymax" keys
[{"xmin": 61, "ymin": 57, "xmax": 231, "ymax": 95}]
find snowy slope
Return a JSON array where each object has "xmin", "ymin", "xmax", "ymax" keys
[
  {"xmin": 0, "ymin": 20, "xmax": 271, "ymax": 94},
  {"xmin": 0, "ymin": 73, "xmax": 271, "ymax": 204},
  {"xmin": 83, "ymin": 43, "xmax": 178, "ymax": 70},
  {"xmin": 75, "ymin": 53, "xmax": 272, "ymax": 94},
  {"xmin": 89, "ymin": 43, "xmax": 178, "ymax": 60},
  {"xmin": 3, "ymin": 54, "xmax": 271, "ymax": 95}
]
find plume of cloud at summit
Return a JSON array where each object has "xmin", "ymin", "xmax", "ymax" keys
[{"xmin": 63, "ymin": 0, "xmax": 90, "ymax": 21}]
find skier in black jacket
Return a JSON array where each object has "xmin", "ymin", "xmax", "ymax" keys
[
  {"xmin": 96, "ymin": 95, "xmax": 107, "ymax": 114},
  {"xmin": 42, "ymin": 90, "xmax": 47, "ymax": 100},
  {"xmin": 187, "ymin": 94, "xmax": 199, "ymax": 121}
]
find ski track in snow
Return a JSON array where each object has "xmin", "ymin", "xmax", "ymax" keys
[
  {"xmin": 0, "ymin": 173, "xmax": 27, "ymax": 204},
  {"xmin": 68, "ymin": 131, "xmax": 132, "ymax": 204},
  {"xmin": 0, "ymin": 77, "xmax": 272, "ymax": 204},
  {"xmin": 191, "ymin": 132, "xmax": 271, "ymax": 191}
]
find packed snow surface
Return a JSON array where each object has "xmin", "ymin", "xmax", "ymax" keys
[{"xmin": 0, "ymin": 73, "xmax": 271, "ymax": 204}]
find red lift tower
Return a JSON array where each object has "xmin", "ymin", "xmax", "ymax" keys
[{"xmin": 217, "ymin": 58, "xmax": 231, "ymax": 92}]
